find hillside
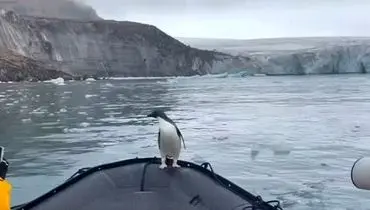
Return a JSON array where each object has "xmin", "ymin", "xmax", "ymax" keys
[{"xmin": 0, "ymin": 10, "xmax": 250, "ymax": 81}]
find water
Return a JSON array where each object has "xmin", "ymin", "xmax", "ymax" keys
[{"xmin": 1, "ymin": 75, "xmax": 370, "ymax": 210}]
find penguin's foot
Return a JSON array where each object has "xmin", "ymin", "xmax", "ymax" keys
[
  {"xmin": 172, "ymin": 159, "xmax": 180, "ymax": 168},
  {"xmin": 172, "ymin": 163, "xmax": 180, "ymax": 168},
  {"xmin": 159, "ymin": 164, "xmax": 167, "ymax": 169},
  {"xmin": 159, "ymin": 157, "xmax": 167, "ymax": 169}
]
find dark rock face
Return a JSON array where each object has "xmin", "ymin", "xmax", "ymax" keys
[
  {"xmin": 0, "ymin": 50, "xmax": 72, "ymax": 82},
  {"xmin": 0, "ymin": 10, "xmax": 249, "ymax": 80}
]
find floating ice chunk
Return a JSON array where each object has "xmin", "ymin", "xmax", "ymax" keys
[
  {"xmin": 85, "ymin": 78, "xmax": 96, "ymax": 81},
  {"xmin": 85, "ymin": 94, "xmax": 98, "ymax": 98},
  {"xmin": 79, "ymin": 122, "xmax": 90, "ymax": 128},
  {"xmin": 63, "ymin": 127, "xmax": 85, "ymax": 133},
  {"xmin": 166, "ymin": 78, "xmax": 178, "ymax": 84},
  {"xmin": 45, "ymin": 77, "xmax": 65, "ymax": 85},
  {"xmin": 59, "ymin": 108, "xmax": 67, "ymax": 113},
  {"xmin": 21, "ymin": 118, "xmax": 32, "ymax": 123},
  {"xmin": 31, "ymin": 107, "xmax": 46, "ymax": 115}
]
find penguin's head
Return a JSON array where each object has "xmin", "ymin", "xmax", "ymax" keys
[{"xmin": 147, "ymin": 110, "xmax": 167, "ymax": 119}]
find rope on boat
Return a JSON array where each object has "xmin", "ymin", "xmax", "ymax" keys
[{"xmin": 201, "ymin": 162, "xmax": 283, "ymax": 210}]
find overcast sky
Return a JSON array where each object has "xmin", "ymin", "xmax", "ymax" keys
[{"xmin": 81, "ymin": 0, "xmax": 370, "ymax": 39}]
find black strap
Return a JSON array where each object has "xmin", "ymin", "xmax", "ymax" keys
[
  {"xmin": 66, "ymin": 167, "xmax": 91, "ymax": 181},
  {"xmin": 189, "ymin": 195, "xmax": 201, "ymax": 206},
  {"xmin": 140, "ymin": 162, "xmax": 152, "ymax": 191},
  {"xmin": 241, "ymin": 196, "xmax": 283, "ymax": 210}
]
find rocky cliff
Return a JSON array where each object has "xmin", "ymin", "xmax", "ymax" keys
[
  {"xmin": 0, "ymin": 50, "xmax": 72, "ymax": 82},
  {"xmin": 0, "ymin": 10, "xmax": 250, "ymax": 81},
  {"xmin": 179, "ymin": 37, "xmax": 370, "ymax": 75}
]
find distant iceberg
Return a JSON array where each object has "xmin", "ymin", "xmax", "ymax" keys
[
  {"xmin": 85, "ymin": 78, "xmax": 96, "ymax": 81},
  {"xmin": 228, "ymin": 71, "xmax": 250, "ymax": 78},
  {"xmin": 203, "ymin": 72, "xmax": 229, "ymax": 78},
  {"xmin": 44, "ymin": 77, "xmax": 65, "ymax": 85}
]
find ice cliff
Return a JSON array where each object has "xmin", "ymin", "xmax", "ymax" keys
[
  {"xmin": 179, "ymin": 37, "xmax": 370, "ymax": 75},
  {"xmin": 246, "ymin": 45, "xmax": 370, "ymax": 75},
  {"xmin": 0, "ymin": 10, "xmax": 249, "ymax": 81}
]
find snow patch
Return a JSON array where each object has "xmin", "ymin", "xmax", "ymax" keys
[{"xmin": 55, "ymin": 51, "xmax": 63, "ymax": 62}]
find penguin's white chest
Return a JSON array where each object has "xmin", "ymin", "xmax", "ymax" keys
[{"xmin": 158, "ymin": 118, "xmax": 181, "ymax": 157}]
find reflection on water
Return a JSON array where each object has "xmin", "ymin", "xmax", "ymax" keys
[{"xmin": 1, "ymin": 75, "xmax": 370, "ymax": 209}]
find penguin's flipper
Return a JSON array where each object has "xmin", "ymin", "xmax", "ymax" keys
[
  {"xmin": 176, "ymin": 127, "xmax": 186, "ymax": 149},
  {"xmin": 157, "ymin": 130, "xmax": 161, "ymax": 149}
]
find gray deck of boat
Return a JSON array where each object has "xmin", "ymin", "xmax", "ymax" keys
[{"xmin": 28, "ymin": 163, "xmax": 253, "ymax": 210}]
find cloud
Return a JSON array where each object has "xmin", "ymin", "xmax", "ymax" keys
[
  {"xmin": 0, "ymin": 0, "xmax": 100, "ymax": 20},
  {"xmin": 83, "ymin": 0, "xmax": 370, "ymax": 39}
]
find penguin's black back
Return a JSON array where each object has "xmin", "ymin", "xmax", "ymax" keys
[{"xmin": 149, "ymin": 109, "xmax": 186, "ymax": 149}]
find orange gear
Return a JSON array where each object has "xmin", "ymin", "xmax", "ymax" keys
[{"xmin": 0, "ymin": 178, "xmax": 11, "ymax": 210}]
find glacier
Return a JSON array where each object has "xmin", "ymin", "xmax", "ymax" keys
[{"xmin": 179, "ymin": 37, "xmax": 370, "ymax": 75}]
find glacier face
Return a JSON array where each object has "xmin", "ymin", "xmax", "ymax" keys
[
  {"xmin": 179, "ymin": 37, "xmax": 370, "ymax": 75},
  {"xmin": 249, "ymin": 45, "xmax": 370, "ymax": 75}
]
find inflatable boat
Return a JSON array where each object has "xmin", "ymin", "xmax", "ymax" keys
[{"xmin": 12, "ymin": 157, "xmax": 283, "ymax": 210}]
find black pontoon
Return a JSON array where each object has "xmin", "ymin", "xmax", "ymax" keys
[{"xmin": 12, "ymin": 157, "xmax": 283, "ymax": 210}]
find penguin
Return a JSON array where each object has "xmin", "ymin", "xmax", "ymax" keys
[{"xmin": 147, "ymin": 110, "xmax": 186, "ymax": 169}]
